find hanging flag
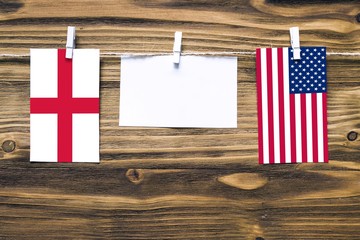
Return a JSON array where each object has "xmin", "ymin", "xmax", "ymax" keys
[
  {"xmin": 30, "ymin": 49, "xmax": 100, "ymax": 163},
  {"xmin": 119, "ymin": 56, "xmax": 237, "ymax": 128},
  {"xmin": 256, "ymin": 47, "xmax": 328, "ymax": 164}
]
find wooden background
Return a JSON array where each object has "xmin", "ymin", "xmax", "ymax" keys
[{"xmin": 1, "ymin": 0, "xmax": 360, "ymax": 239}]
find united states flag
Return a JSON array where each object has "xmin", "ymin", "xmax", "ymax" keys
[{"xmin": 256, "ymin": 47, "xmax": 328, "ymax": 164}]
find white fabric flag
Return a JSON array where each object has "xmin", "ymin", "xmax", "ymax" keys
[
  {"xmin": 30, "ymin": 49, "xmax": 100, "ymax": 163},
  {"xmin": 119, "ymin": 56, "xmax": 237, "ymax": 128}
]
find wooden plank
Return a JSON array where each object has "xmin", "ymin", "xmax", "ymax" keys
[{"xmin": 0, "ymin": 0, "xmax": 359, "ymax": 239}]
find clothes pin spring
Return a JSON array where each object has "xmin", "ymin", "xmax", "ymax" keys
[
  {"xmin": 173, "ymin": 31, "xmax": 182, "ymax": 64},
  {"xmin": 66, "ymin": 26, "xmax": 76, "ymax": 59},
  {"xmin": 290, "ymin": 27, "xmax": 301, "ymax": 60}
]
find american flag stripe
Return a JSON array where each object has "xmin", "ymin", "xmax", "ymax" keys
[
  {"xmin": 278, "ymin": 48, "xmax": 286, "ymax": 164},
  {"xmin": 256, "ymin": 49, "xmax": 264, "ymax": 164},
  {"xmin": 283, "ymin": 48, "xmax": 292, "ymax": 164},
  {"xmin": 267, "ymin": 48, "xmax": 275, "ymax": 164},
  {"xmin": 322, "ymin": 93, "xmax": 329, "ymax": 162},
  {"xmin": 272, "ymin": 48, "xmax": 280, "ymax": 164},
  {"xmin": 256, "ymin": 47, "xmax": 328, "ymax": 164},
  {"xmin": 312, "ymin": 93, "xmax": 318, "ymax": 163}
]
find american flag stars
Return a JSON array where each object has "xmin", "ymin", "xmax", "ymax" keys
[{"xmin": 289, "ymin": 47, "xmax": 327, "ymax": 94}]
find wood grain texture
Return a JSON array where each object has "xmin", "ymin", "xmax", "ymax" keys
[{"xmin": 0, "ymin": 0, "xmax": 360, "ymax": 239}]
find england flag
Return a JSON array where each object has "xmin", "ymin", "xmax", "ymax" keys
[{"xmin": 30, "ymin": 49, "xmax": 100, "ymax": 163}]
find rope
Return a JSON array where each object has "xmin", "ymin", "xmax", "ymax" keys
[{"xmin": 0, "ymin": 51, "xmax": 359, "ymax": 58}]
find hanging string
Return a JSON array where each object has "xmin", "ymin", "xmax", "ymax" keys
[
  {"xmin": 103, "ymin": 51, "xmax": 257, "ymax": 57},
  {"xmin": 0, "ymin": 51, "xmax": 359, "ymax": 58}
]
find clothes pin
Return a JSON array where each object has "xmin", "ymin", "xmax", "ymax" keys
[
  {"xmin": 173, "ymin": 31, "xmax": 182, "ymax": 64},
  {"xmin": 66, "ymin": 26, "xmax": 76, "ymax": 59},
  {"xmin": 290, "ymin": 27, "xmax": 301, "ymax": 60}
]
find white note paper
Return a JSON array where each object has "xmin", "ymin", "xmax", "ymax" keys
[{"xmin": 119, "ymin": 56, "xmax": 237, "ymax": 128}]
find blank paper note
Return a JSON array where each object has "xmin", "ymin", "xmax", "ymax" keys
[{"xmin": 119, "ymin": 55, "xmax": 237, "ymax": 128}]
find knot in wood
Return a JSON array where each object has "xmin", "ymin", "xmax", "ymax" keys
[
  {"xmin": 2, "ymin": 140, "xmax": 16, "ymax": 153},
  {"xmin": 347, "ymin": 131, "xmax": 358, "ymax": 141},
  {"xmin": 356, "ymin": 13, "xmax": 360, "ymax": 23},
  {"xmin": 255, "ymin": 237, "xmax": 265, "ymax": 240},
  {"xmin": 125, "ymin": 169, "xmax": 144, "ymax": 184}
]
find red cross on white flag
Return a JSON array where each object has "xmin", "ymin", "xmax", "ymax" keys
[{"xmin": 30, "ymin": 49, "xmax": 100, "ymax": 163}]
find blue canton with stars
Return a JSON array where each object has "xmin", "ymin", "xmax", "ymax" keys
[{"xmin": 289, "ymin": 47, "xmax": 327, "ymax": 94}]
